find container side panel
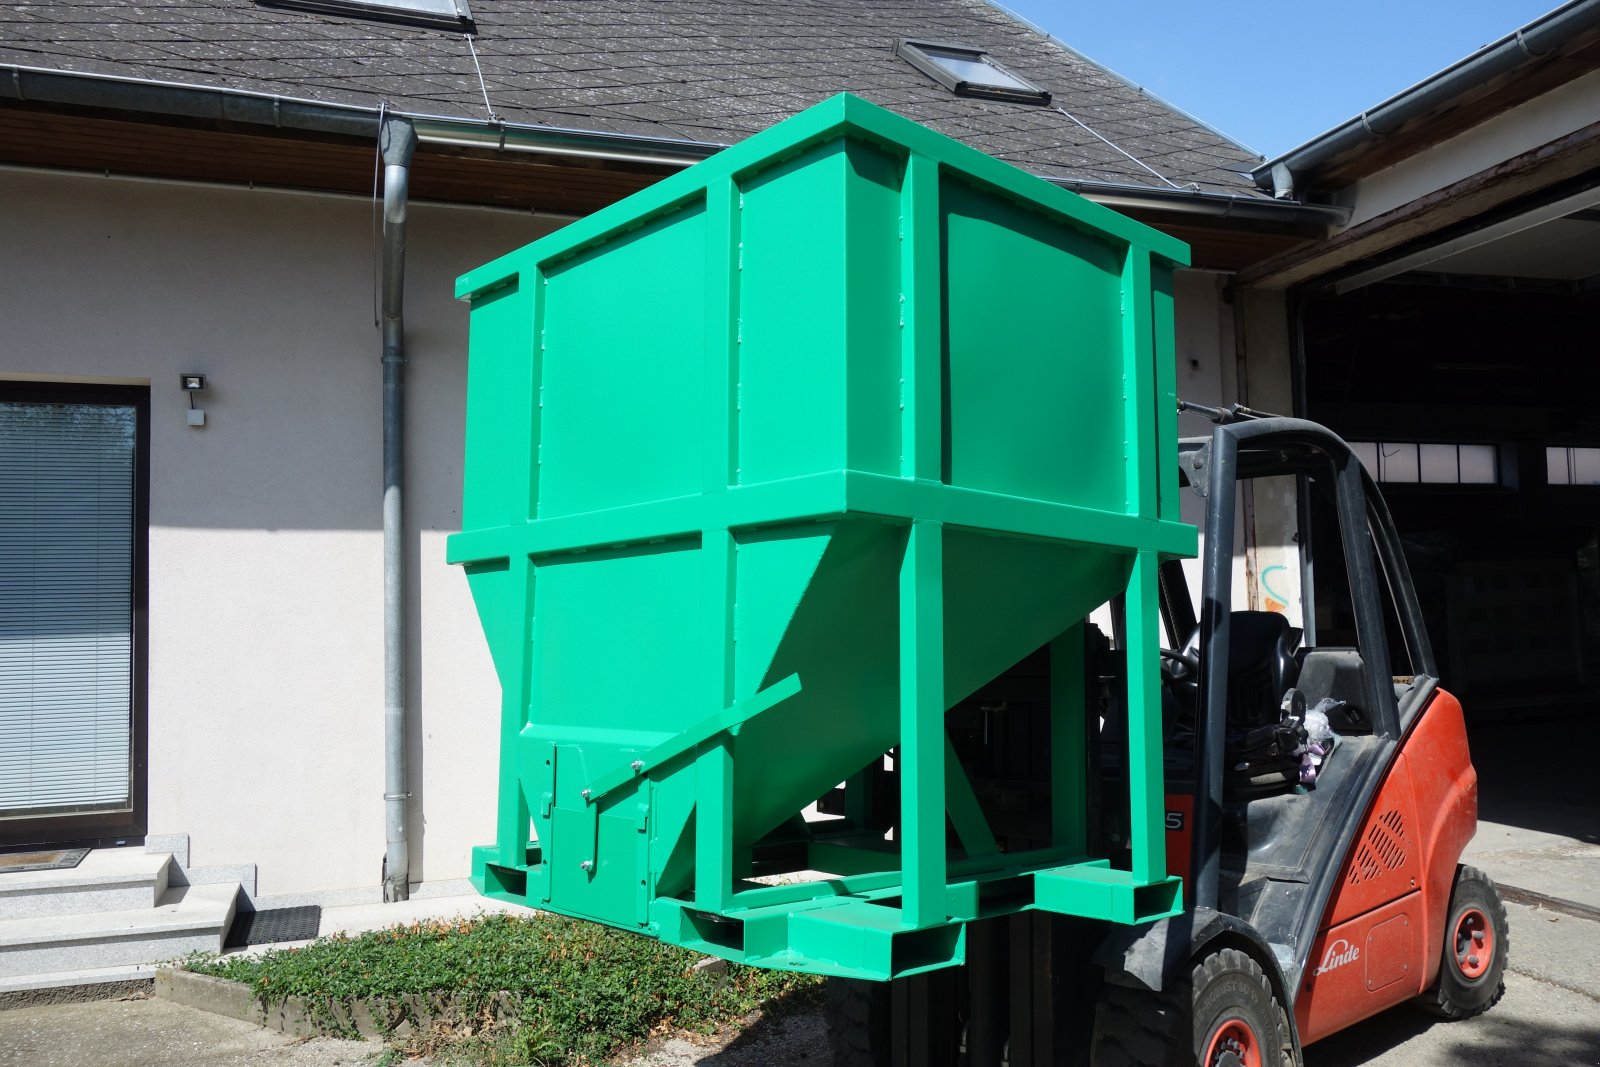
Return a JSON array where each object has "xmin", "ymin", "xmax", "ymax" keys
[
  {"xmin": 726, "ymin": 520, "xmax": 903, "ymax": 851},
  {"xmin": 732, "ymin": 524, "xmax": 833, "ymax": 697},
  {"xmin": 462, "ymin": 279, "xmax": 537, "ymax": 530},
  {"xmin": 941, "ymin": 529, "xmax": 1130, "ymax": 707},
  {"xmin": 531, "ymin": 540, "xmax": 704, "ymax": 738},
  {"xmin": 463, "ymin": 559, "xmax": 513, "ymax": 690},
  {"xmin": 841, "ymin": 139, "xmax": 907, "ymax": 478},
  {"xmin": 737, "ymin": 142, "xmax": 849, "ymax": 485},
  {"xmin": 538, "ymin": 202, "xmax": 708, "ymax": 518},
  {"xmin": 940, "ymin": 177, "xmax": 1125, "ymax": 513}
]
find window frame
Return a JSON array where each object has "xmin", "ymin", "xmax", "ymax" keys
[
  {"xmin": 257, "ymin": 0, "xmax": 474, "ymax": 34},
  {"xmin": 894, "ymin": 39, "xmax": 1051, "ymax": 105},
  {"xmin": 0, "ymin": 381, "xmax": 150, "ymax": 848}
]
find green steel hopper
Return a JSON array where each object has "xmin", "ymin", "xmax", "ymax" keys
[{"xmin": 450, "ymin": 94, "xmax": 1196, "ymax": 980}]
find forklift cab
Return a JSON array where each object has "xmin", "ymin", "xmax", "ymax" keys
[
  {"xmin": 1167, "ymin": 417, "xmax": 1436, "ymax": 906},
  {"xmin": 1089, "ymin": 415, "xmax": 1497, "ymax": 1062}
]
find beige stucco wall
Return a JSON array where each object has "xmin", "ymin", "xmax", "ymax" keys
[
  {"xmin": 1, "ymin": 165, "xmax": 1264, "ymax": 896},
  {"xmin": 0, "ymin": 167, "xmax": 558, "ymax": 896}
]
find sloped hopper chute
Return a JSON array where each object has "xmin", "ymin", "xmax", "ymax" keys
[{"xmin": 449, "ymin": 93, "xmax": 1196, "ymax": 980}]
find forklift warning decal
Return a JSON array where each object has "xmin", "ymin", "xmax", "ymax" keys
[{"xmin": 1313, "ymin": 939, "xmax": 1362, "ymax": 976}]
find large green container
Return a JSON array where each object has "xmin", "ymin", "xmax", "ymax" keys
[{"xmin": 450, "ymin": 94, "xmax": 1195, "ymax": 980}]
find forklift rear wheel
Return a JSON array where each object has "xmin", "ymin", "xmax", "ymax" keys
[
  {"xmin": 1091, "ymin": 947, "xmax": 1295, "ymax": 1067},
  {"xmin": 1415, "ymin": 865, "xmax": 1508, "ymax": 1020}
]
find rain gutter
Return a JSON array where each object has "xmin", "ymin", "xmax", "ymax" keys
[
  {"xmin": 1253, "ymin": 0, "xmax": 1600, "ymax": 199},
  {"xmin": 2, "ymin": 63, "xmax": 1345, "ymax": 227},
  {"xmin": 1046, "ymin": 177, "xmax": 1349, "ymax": 225}
]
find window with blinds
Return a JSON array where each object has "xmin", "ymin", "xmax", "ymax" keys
[{"xmin": 0, "ymin": 400, "xmax": 137, "ymax": 817}]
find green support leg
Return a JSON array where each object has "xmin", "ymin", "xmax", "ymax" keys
[
  {"xmin": 1124, "ymin": 550, "xmax": 1167, "ymax": 884},
  {"xmin": 695, "ymin": 737, "xmax": 735, "ymax": 912},
  {"xmin": 696, "ymin": 527, "xmax": 736, "ymax": 912},
  {"xmin": 900, "ymin": 519, "xmax": 946, "ymax": 928},
  {"xmin": 498, "ymin": 555, "xmax": 534, "ymax": 871}
]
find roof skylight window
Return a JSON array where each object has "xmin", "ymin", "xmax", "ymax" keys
[
  {"xmin": 258, "ymin": 0, "xmax": 473, "ymax": 33},
  {"xmin": 895, "ymin": 40, "xmax": 1050, "ymax": 105}
]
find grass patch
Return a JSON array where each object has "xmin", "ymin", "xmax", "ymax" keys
[{"xmin": 184, "ymin": 912, "xmax": 820, "ymax": 1065}]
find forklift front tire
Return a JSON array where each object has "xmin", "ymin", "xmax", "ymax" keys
[
  {"xmin": 1092, "ymin": 947, "xmax": 1295, "ymax": 1067},
  {"xmin": 1415, "ymin": 864, "xmax": 1508, "ymax": 1020}
]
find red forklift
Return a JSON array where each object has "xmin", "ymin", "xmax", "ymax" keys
[{"xmin": 825, "ymin": 406, "xmax": 1508, "ymax": 1066}]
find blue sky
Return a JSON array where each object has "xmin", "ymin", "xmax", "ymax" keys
[{"xmin": 996, "ymin": 0, "xmax": 1561, "ymax": 158}]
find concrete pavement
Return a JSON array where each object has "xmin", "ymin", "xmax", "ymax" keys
[{"xmin": 0, "ymin": 996, "xmax": 377, "ymax": 1067}]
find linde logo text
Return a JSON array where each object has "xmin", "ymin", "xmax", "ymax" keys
[{"xmin": 1313, "ymin": 939, "xmax": 1361, "ymax": 976}]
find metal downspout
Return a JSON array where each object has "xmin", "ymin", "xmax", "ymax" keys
[{"xmin": 380, "ymin": 114, "xmax": 416, "ymax": 903}]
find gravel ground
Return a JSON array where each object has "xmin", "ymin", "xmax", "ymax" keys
[{"xmin": 620, "ymin": 1009, "xmax": 830, "ymax": 1067}]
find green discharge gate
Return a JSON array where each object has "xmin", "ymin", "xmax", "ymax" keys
[{"xmin": 449, "ymin": 94, "xmax": 1196, "ymax": 980}]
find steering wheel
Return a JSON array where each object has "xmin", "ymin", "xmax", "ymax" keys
[{"xmin": 1159, "ymin": 646, "xmax": 1200, "ymax": 684}]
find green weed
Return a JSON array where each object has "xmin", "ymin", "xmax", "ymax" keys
[{"xmin": 185, "ymin": 912, "xmax": 820, "ymax": 1065}]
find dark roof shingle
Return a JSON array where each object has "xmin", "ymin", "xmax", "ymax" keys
[{"xmin": 0, "ymin": 0, "xmax": 1266, "ymax": 194}]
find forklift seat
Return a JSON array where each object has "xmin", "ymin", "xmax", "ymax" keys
[
  {"xmin": 1172, "ymin": 610, "xmax": 1302, "ymax": 728},
  {"xmin": 1224, "ymin": 611, "xmax": 1302, "ymax": 731}
]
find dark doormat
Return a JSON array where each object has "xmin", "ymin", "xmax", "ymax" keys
[
  {"xmin": 0, "ymin": 847, "xmax": 90, "ymax": 874},
  {"xmin": 225, "ymin": 905, "xmax": 323, "ymax": 948}
]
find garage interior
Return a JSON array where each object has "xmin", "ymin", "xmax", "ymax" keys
[{"xmin": 1298, "ymin": 177, "xmax": 1600, "ymax": 840}]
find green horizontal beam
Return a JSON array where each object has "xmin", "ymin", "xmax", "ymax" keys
[{"xmin": 446, "ymin": 471, "xmax": 1195, "ymax": 567}]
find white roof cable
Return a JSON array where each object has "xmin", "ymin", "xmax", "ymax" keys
[
  {"xmin": 464, "ymin": 34, "xmax": 501, "ymax": 123},
  {"xmin": 1054, "ymin": 105, "xmax": 1195, "ymax": 191}
]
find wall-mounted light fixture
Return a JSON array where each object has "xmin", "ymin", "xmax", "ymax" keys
[{"xmin": 180, "ymin": 373, "xmax": 207, "ymax": 427}]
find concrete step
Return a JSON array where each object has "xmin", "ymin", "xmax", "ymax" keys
[
  {"xmin": 0, "ymin": 883, "xmax": 239, "ymax": 979},
  {"xmin": 0, "ymin": 962, "xmax": 155, "ymax": 996},
  {"xmin": 0, "ymin": 848, "xmax": 172, "ymax": 919}
]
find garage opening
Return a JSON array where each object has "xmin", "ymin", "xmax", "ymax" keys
[{"xmin": 1298, "ymin": 202, "xmax": 1600, "ymax": 844}]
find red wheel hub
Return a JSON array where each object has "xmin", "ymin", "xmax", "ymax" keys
[
  {"xmin": 1204, "ymin": 1018, "xmax": 1262, "ymax": 1067},
  {"xmin": 1453, "ymin": 907, "xmax": 1494, "ymax": 980}
]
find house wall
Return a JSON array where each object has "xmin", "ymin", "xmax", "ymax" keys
[
  {"xmin": 0, "ymin": 165, "xmax": 1252, "ymax": 898},
  {"xmin": 0, "ymin": 166, "xmax": 557, "ymax": 897}
]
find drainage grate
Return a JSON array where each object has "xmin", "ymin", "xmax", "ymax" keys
[
  {"xmin": 225, "ymin": 905, "xmax": 323, "ymax": 948},
  {"xmin": 0, "ymin": 848, "xmax": 90, "ymax": 874}
]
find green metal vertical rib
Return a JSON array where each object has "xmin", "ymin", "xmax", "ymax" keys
[
  {"xmin": 707, "ymin": 177, "xmax": 739, "ymax": 489},
  {"xmin": 498, "ymin": 555, "xmax": 534, "ymax": 870},
  {"xmin": 1049, "ymin": 624, "xmax": 1086, "ymax": 855},
  {"xmin": 900, "ymin": 151, "xmax": 940, "ymax": 481},
  {"xmin": 1151, "ymin": 262, "xmax": 1179, "ymax": 524},
  {"xmin": 529, "ymin": 268, "xmax": 547, "ymax": 520},
  {"xmin": 900, "ymin": 519, "xmax": 947, "ymax": 927},
  {"xmin": 1120, "ymin": 248, "xmax": 1156, "ymax": 519},
  {"xmin": 898, "ymin": 149, "xmax": 947, "ymax": 928},
  {"xmin": 695, "ymin": 179, "xmax": 740, "ymax": 913},
  {"xmin": 1124, "ymin": 550, "xmax": 1167, "ymax": 884}
]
